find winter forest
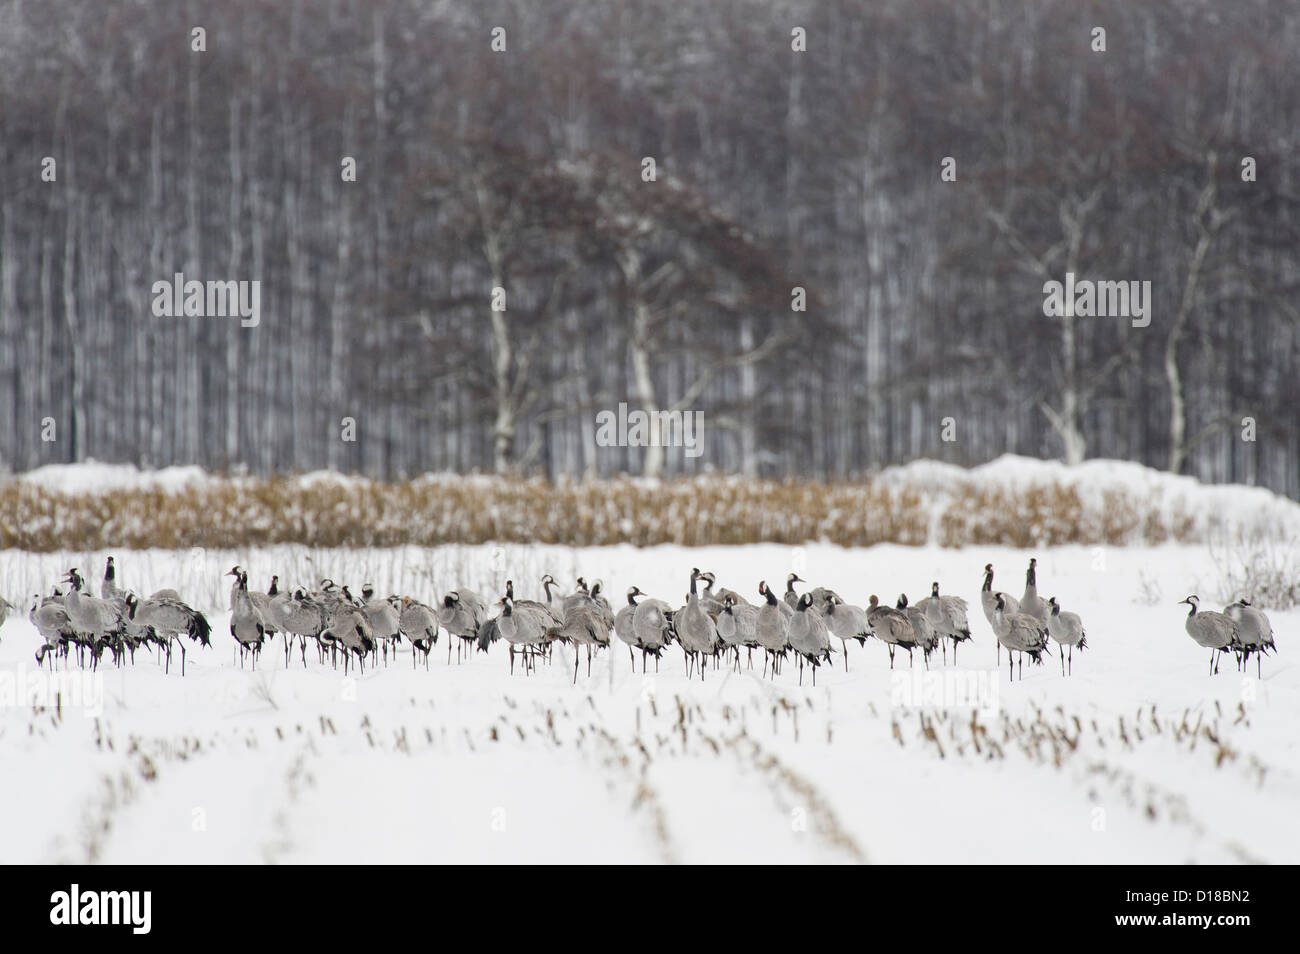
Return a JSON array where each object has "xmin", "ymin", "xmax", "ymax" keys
[{"xmin": 1, "ymin": 0, "xmax": 1298, "ymax": 495}]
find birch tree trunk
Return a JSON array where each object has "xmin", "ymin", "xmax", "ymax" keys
[
  {"xmin": 226, "ymin": 96, "xmax": 243, "ymax": 467},
  {"xmin": 618, "ymin": 247, "xmax": 664, "ymax": 479},
  {"xmin": 1166, "ymin": 157, "xmax": 1221, "ymax": 475}
]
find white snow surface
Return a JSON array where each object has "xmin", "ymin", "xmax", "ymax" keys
[
  {"xmin": 14, "ymin": 461, "xmax": 215, "ymax": 495},
  {"xmin": 877, "ymin": 454, "xmax": 1300, "ymax": 540},
  {"xmin": 0, "ymin": 541, "xmax": 1295, "ymax": 864}
]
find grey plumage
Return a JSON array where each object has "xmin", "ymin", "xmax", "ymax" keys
[
  {"xmin": 399, "ymin": 597, "xmax": 440, "ymax": 666},
  {"xmin": 539, "ymin": 574, "xmax": 564, "ymax": 617},
  {"xmin": 562, "ymin": 578, "xmax": 614, "ymax": 629},
  {"xmin": 917, "ymin": 581, "xmax": 972, "ymax": 664},
  {"xmin": 697, "ymin": 572, "xmax": 727, "ymax": 617},
  {"xmin": 227, "ymin": 568, "xmax": 268, "ymax": 667},
  {"xmin": 273, "ymin": 586, "xmax": 327, "ymax": 667},
  {"xmin": 716, "ymin": 595, "xmax": 758, "ymax": 649},
  {"xmin": 126, "ymin": 591, "xmax": 211, "ymax": 675},
  {"xmin": 321, "ymin": 589, "xmax": 375, "ymax": 672},
  {"xmin": 1019, "ymin": 558, "xmax": 1049, "ymax": 624},
  {"xmin": 545, "ymin": 604, "xmax": 611, "ymax": 683},
  {"xmin": 586, "ymin": 581, "xmax": 615, "ymax": 629},
  {"xmin": 438, "ymin": 589, "xmax": 488, "ymax": 662},
  {"xmin": 981, "ymin": 563, "xmax": 1019, "ymax": 666},
  {"xmin": 1180, "ymin": 595, "xmax": 1238, "ymax": 675},
  {"xmin": 700, "ymin": 572, "xmax": 748, "ymax": 609},
  {"xmin": 126, "ymin": 593, "xmax": 211, "ymax": 646},
  {"xmin": 805, "ymin": 587, "xmax": 837, "ymax": 616},
  {"xmin": 821, "ymin": 594, "xmax": 870, "ymax": 671},
  {"xmin": 562, "ymin": 577, "xmax": 592, "ymax": 617},
  {"xmin": 614, "ymin": 587, "xmax": 641, "ymax": 652},
  {"xmin": 30, "ymin": 593, "xmax": 75, "ymax": 665},
  {"xmin": 268, "ymin": 587, "xmax": 327, "ymax": 645},
  {"xmin": 675, "ymin": 568, "xmax": 720, "ymax": 680},
  {"xmin": 1224, "ymin": 600, "xmax": 1276, "ymax": 676},
  {"xmin": 867, "ymin": 594, "xmax": 918, "ymax": 669},
  {"xmin": 494, "ymin": 595, "xmax": 554, "ymax": 673},
  {"xmin": 62, "ymin": 568, "xmax": 126, "ymax": 665},
  {"xmin": 101, "ymin": 556, "xmax": 123, "ymax": 602},
  {"xmin": 631, "ymin": 595, "xmax": 674, "ymax": 667},
  {"xmin": 783, "ymin": 573, "xmax": 805, "ymax": 611},
  {"xmin": 247, "ymin": 576, "xmax": 279, "ymax": 635},
  {"xmin": 786, "ymin": 593, "xmax": 832, "ymax": 684},
  {"xmin": 755, "ymin": 581, "xmax": 791, "ymax": 677},
  {"xmin": 897, "ymin": 594, "xmax": 940, "ymax": 668},
  {"xmin": 716, "ymin": 594, "xmax": 759, "ymax": 672},
  {"xmin": 1046, "ymin": 596, "xmax": 1086, "ymax": 676},
  {"xmin": 992, "ymin": 593, "xmax": 1049, "ymax": 680},
  {"xmin": 499, "ymin": 579, "xmax": 563, "ymax": 631},
  {"xmin": 360, "ymin": 583, "xmax": 401, "ymax": 658}
]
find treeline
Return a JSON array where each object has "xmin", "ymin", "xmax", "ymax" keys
[{"xmin": 1, "ymin": 0, "xmax": 1298, "ymax": 495}]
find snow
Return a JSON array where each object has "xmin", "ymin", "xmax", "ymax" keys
[
  {"xmin": 288, "ymin": 470, "xmax": 374, "ymax": 491},
  {"xmin": 14, "ymin": 461, "xmax": 214, "ymax": 496},
  {"xmin": 878, "ymin": 453, "xmax": 1300, "ymax": 540},
  {"xmin": 1, "ymin": 541, "xmax": 1295, "ymax": 864}
]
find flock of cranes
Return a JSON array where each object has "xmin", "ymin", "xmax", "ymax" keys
[{"xmin": 5, "ymin": 556, "xmax": 1279, "ymax": 683}]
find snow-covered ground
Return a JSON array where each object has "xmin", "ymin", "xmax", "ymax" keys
[
  {"xmin": 1, "ymin": 541, "xmax": 1294, "ymax": 864},
  {"xmin": 883, "ymin": 456, "xmax": 1300, "ymax": 531}
]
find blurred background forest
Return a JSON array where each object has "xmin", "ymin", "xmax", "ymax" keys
[{"xmin": 1, "ymin": 0, "xmax": 1298, "ymax": 495}]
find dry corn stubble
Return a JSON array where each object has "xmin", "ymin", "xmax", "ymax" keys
[{"xmin": 0, "ymin": 475, "xmax": 1210, "ymax": 551}]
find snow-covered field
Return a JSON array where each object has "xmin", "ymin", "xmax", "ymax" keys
[{"xmin": 1, "ymin": 541, "xmax": 1294, "ymax": 864}]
